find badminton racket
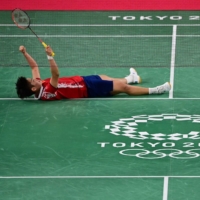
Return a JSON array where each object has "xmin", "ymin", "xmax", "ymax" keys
[{"xmin": 12, "ymin": 8, "xmax": 55, "ymax": 56}]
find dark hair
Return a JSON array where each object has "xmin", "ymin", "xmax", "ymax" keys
[{"xmin": 15, "ymin": 76, "xmax": 34, "ymax": 99}]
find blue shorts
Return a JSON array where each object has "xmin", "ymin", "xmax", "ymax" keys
[{"xmin": 82, "ymin": 75, "xmax": 113, "ymax": 98}]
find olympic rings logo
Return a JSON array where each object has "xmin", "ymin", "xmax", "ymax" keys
[{"xmin": 119, "ymin": 149, "xmax": 200, "ymax": 159}]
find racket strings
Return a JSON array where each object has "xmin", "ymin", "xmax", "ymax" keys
[{"xmin": 12, "ymin": 9, "xmax": 30, "ymax": 29}]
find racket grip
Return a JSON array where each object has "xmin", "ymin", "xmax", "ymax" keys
[{"xmin": 42, "ymin": 42, "xmax": 55, "ymax": 57}]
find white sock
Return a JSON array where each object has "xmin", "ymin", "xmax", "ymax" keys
[
  {"xmin": 149, "ymin": 87, "xmax": 158, "ymax": 94},
  {"xmin": 125, "ymin": 76, "xmax": 132, "ymax": 84}
]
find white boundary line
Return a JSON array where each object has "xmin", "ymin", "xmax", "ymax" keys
[
  {"xmin": 169, "ymin": 25, "xmax": 177, "ymax": 99},
  {"xmin": 1, "ymin": 174, "xmax": 198, "ymax": 200},
  {"xmin": 0, "ymin": 35, "xmax": 172, "ymax": 38},
  {"xmin": 0, "ymin": 175, "xmax": 200, "ymax": 179},
  {"xmin": 0, "ymin": 98, "xmax": 200, "ymax": 100},
  {"xmin": 163, "ymin": 176, "xmax": 169, "ymax": 200},
  {"xmin": 1, "ymin": 24, "xmax": 200, "ymax": 27},
  {"xmin": 1, "ymin": 35, "xmax": 200, "ymax": 38},
  {"xmin": 0, "ymin": 35, "xmax": 171, "ymax": 37}
]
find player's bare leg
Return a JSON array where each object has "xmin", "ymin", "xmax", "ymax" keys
[
  {"xmin": 111, "ymin": 80, "xmax": 171, "ymax": 96},
  {"xmin": 99, "ymin": 67, "xmax": 142, "ymax": 84},
  {"xmin": 99, "ymin": 75, "xmax": 127, "ymax": 84}
]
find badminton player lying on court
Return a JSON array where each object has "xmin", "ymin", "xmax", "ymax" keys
[{"xmin": 16, "ymin": 45, "xmax": 171, "ymax": 100}]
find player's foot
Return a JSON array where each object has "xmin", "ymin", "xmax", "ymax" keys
[
  {"xmin": 157, "ymin": 82, "xmax": 171, "ymax": 93},
  {"xmin": 125, "ymin": 68, "xmax": 142, "ymax": 84},
  {"xmin": 149, "ymin": 82, "xmax": 171, "ymax": 94}
]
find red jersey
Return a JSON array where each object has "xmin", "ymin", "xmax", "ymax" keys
[{"xmin": 35, "ymin": 76, "xmax": 88, "ymax": 100}]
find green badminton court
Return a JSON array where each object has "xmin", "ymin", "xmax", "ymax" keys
[{"xmin": 0, "ymin": 11, "xmax": 200, "ymax": 200}]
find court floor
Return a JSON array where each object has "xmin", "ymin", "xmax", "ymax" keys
[{"xmin": 0, "ymin": 11, "xmax": 200, "ymax": 200}]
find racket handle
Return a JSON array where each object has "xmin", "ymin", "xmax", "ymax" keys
[{"xmin": 42, "ymin": 42, "xmax": 55, "ymax": 57}]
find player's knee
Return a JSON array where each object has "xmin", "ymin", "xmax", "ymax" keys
[
  {"xmin": 123, "ymin": 84, "xmax": 131, "ymax": 93},
  {"xmin": 113, "ymin": 80, "xmax": 129, "ymax": 92}
]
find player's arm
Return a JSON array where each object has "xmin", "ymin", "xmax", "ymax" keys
[
  {"xmin": 45, "ymin": 46, "xmax": 59, "ymax": 88},
  {"xmin": 19, "ymin": 46, "xmax": 41, "ymax": 79}
]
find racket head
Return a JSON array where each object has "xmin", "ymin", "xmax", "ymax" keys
[{"xmin": 12, "ymin": 9, "xmax": 30, "ymax": 29}]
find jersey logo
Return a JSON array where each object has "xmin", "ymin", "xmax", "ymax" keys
[
  {"xmin": 58, "ymin": 83, "xmax": 84, "ymax": 88},
  {"xmin": 42, "ymin": 92, "xmax": 56, "ymax": 99}
]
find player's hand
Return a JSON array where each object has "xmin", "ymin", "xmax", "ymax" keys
[
  {"xmin": 45, "ymin": 46, "xmax": 54, "ymax": 56},
  {"xmin": 19, "ymin": 46, "xmax": 26, "ymax": 54}
]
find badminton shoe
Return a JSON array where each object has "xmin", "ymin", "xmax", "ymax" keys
[
  {"xmin": 150, "ymin": 82, "xmax": 171, "ymax": 94},
  {"xmin": 125, "ymin": 68, "xmax": 142, "ymax": 84}
]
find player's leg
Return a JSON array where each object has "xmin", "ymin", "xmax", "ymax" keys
[
  {"xmin": 99, "ymin": 75, "xmax": 127, "ymax": 84},
  {"xmin": 99, "ymin": 68, "xmax": 141, "ymax": 84},
  {"xmin": 111, "ymin": 80, "xmax": 171, "ymax": 96},
  {"xmin": 111, "ymin": 80, "xmax": 148, "ymax": 95}
]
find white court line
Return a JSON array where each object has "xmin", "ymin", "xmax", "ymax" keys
[
  {"xmin": 1, "ymin": 24, "xmax": 200, "ymax": 27},
  {"xmin": 0, "ymin": 175, "xmax": 200, "ymax": 179},
  {"xmin": 169, "ymin": 25, "xmax": 177, "ymax": 99},
  {"xmin": 1, "ymin": 35, "xmax": 200, "ymax": 37},
  {"xmin": 0, "ymin": 98, "xmax": 200, "ymax": 101},
  {"xmin": 0, "ymin": 35, "xmax": 172, "ymax": 38},
  {"xmin": 163, "ymin": 176, "xmax": 169, "ymax": 200}
]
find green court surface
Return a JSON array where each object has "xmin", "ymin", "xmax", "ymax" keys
[{"xmin": 0, "ymin": 11, "xmax": 200, "ymax": 200}]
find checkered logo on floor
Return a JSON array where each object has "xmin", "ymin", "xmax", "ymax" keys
[
  {"xmin": 105, "ymin": 114, "xmax": 200, "ymax": 141},
  {"xmin": 99, "ymin": 114, "xmax": 200, "ymax": 159}
]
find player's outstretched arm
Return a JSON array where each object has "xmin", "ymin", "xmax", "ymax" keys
[
  {"xmin": 19, "ymin": 46, "xmax": 41, "ymax": 79},
  {"xmin": 45, "ymin": 46, "xmax": 59, "ymax": 88}
]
